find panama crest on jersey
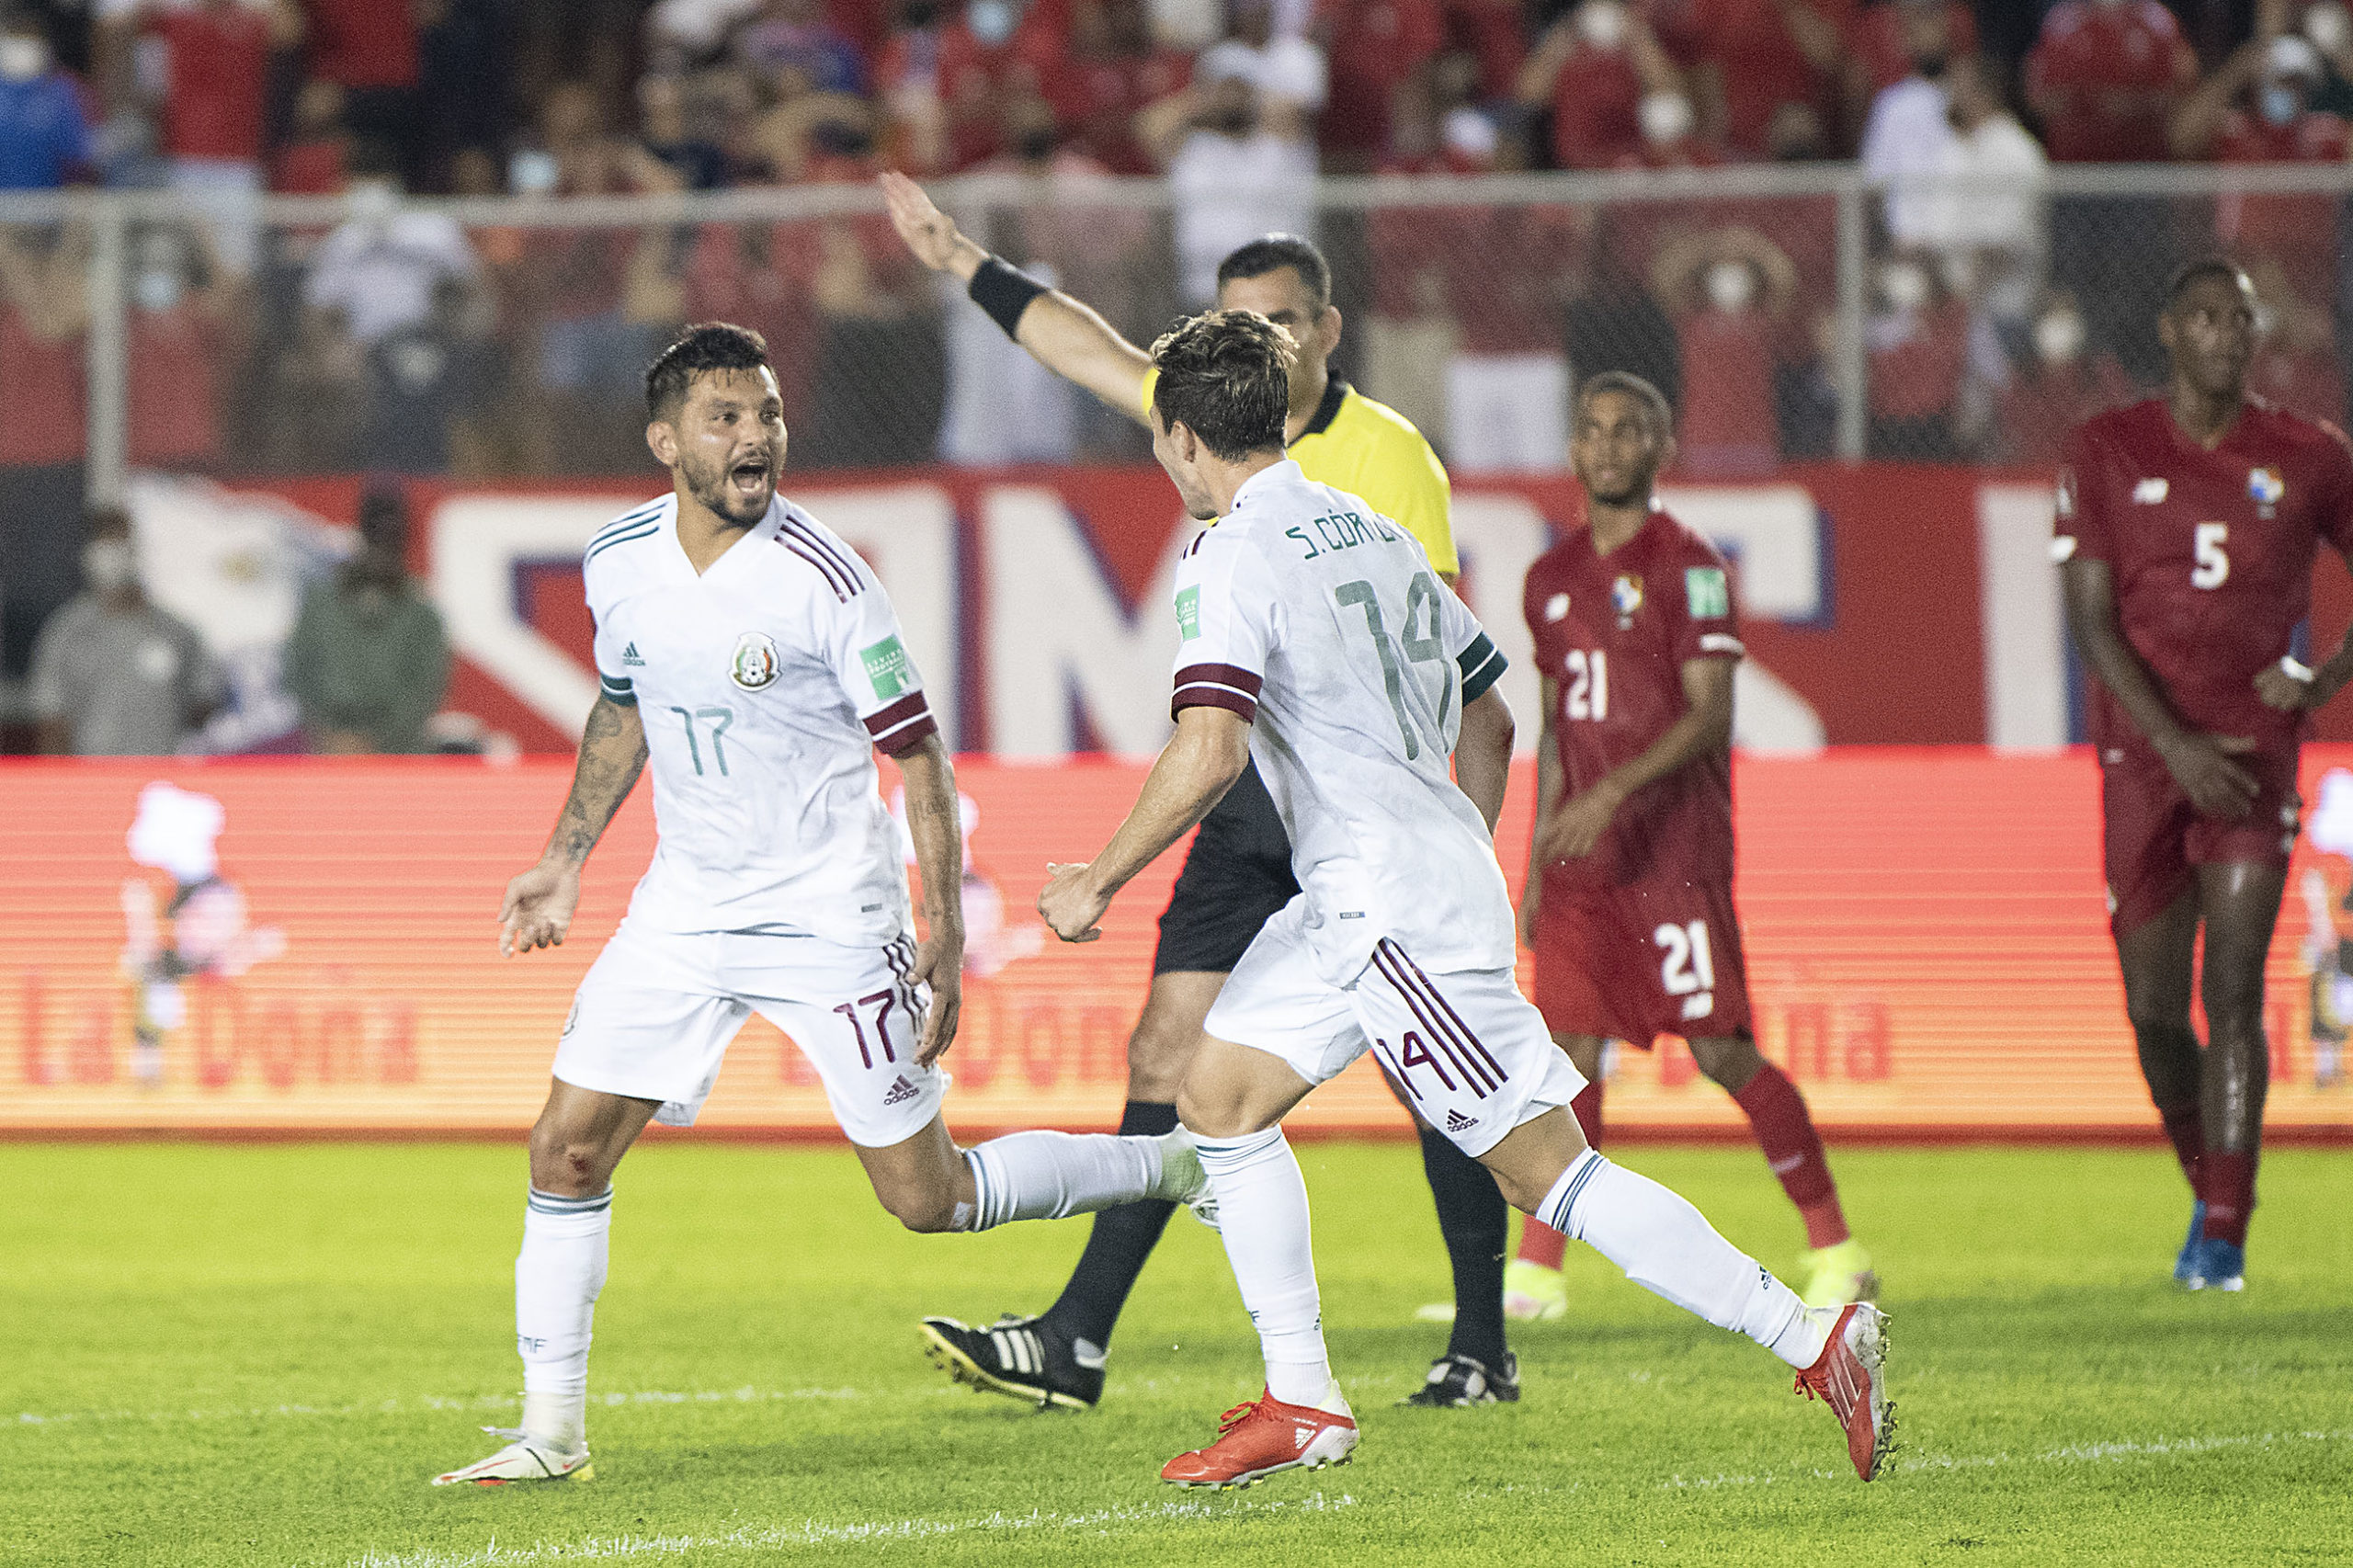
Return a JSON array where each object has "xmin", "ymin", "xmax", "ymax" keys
[
  {"xmin": 2249, "ymin": 467, "xmax": 2285, "ymax": 517},
  {"xmin": 730, "ymin": 631, "xmax": 781, "ymax": 690},
  {"xmin": 1611, "ymin": 573, "xmax": 1643, "ymax": 628}
]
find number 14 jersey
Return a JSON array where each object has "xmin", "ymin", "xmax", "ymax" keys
[
  {"xmin": 1170, "ymin": 460, "xmax": 1511, "ymax": 985},
  {"xmin": 2056, "ymin": 397, "xmax": 2353, "ymax": 755},
  {"xmin": 1522, "ymin": 509, "xmax": 1745, "ymax": 894}
]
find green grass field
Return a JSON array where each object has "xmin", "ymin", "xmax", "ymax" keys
[{"xmin": 4, "ymin": 1142, "xmax": 2348, "ymax": 1567}]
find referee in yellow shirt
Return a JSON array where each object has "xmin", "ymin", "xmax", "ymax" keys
[{"xmin": 881, "ymin": 173, "xmax": 1519, "ymax": 1414}]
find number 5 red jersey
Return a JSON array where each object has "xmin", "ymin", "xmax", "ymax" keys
[
  {"xmin": 1522, "ymin": 510, "xmax": 1744, "ymax": 893},
  {"xmin": 2055, "ymin": 397, "xmax": 2353, "ymax": 753}
]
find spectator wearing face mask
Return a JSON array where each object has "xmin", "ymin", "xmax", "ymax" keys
[
  {"xmin": 1864, "ymin": 252, "xmax": 1968, "ymax": 457},
  {"xmin": 104, "ymin": 0, "xmax": 304, "ymax": 274},
  {"xmin": 1843, "ymin": 0, "xmax": 1973, "ymax": 101},
  {"xmin": 1858, "ymin": 0, "xmax": 1961, "ymax": 244},
  {"xmin": 1136, "ymin": 62, "xmax": 1316, "ymax": 304},
  {"xmin": 1516, "ymin": 0, "xmax": 1684, "ymax": 170},
  {"xmin": 2174, "ymin": 30, "xmax": 2349, "ymax": 305},
  {"xmin": 126, "ymin": 222, "xmax": 239, "ymax": 472},
  {"xmin": 281, "ymin": 485, "xmax": 449, "ymax": 755},
  {"xmin": 1993, "ymin": 294, "xmax": 2132, "ymax": 464},
  {"xmin": 1196, "ymin": 0, "xmax": 1325, "ymax": 115},
  {"xmin": 30, "ymin": 507, "xmax": 224, "ymax": 756},
  {"xmin": 0, "ymin": 8, "xmax": 95, "ymax": 189},
  {"xmin": 1654, "ymin": 224, "xmax": 1792, "ymax": 476}
]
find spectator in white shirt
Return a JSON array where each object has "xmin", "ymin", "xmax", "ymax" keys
[
  {"xmin": 1195, "ymin": 0, "xmax": 1324, "ymax": 113},
  {"xmin": 1137, "ymin": 64, "xmax": 1315, "ymax": 305},
  {"xmin": 301, "ymin": 142, "xmax": 478, "ymax": 346}
]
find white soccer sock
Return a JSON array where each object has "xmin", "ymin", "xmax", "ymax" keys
[
  {"xmin": 1540, "ymin": 1148, "xmax": 1829, "ymax": 1369},
  {"xmin": 515, "ymin": 1187, "xmax": 611, "ymax": 1450},
  {"xmin": 1194, "ymin": 1125, "xmax": 1330, "ymax": 1407},
  {"xmin": 960, "ymin": 1130, "xmax": 1167, "ymax": 1231}
]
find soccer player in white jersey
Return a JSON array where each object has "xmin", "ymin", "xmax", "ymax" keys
[
  {"xmin": 433, "ymin": 324, "xmax": 1209, "ymax": 1487},
  {"xmin": 1036, "ymin": 311, "xmax": 1895, "ymax": 1489}
]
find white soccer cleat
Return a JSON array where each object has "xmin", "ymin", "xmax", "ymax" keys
[{"xmin": 431, "ymin": 1426, "xmax": 595, "ymax": 1487}]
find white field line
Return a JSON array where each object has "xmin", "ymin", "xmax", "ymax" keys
[
  {"xmin": 343, "ymin": 1494, "xmax": 1359, "ymax": 1568},
  {"xmin": 10, "ymin": 1387, "xmax": 878, "ymax": 1430},
  {"xmin": 1661, "ymin": 1426, "xmax": 2353, "ymax": 1490}
]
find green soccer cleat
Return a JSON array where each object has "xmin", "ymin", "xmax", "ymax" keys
[
  {"xmin": 1503, "ymin": 1257, "xmax": 1568, "ymax": 1321},
  {"xmin": 1798, "ymin": 1239, "xmax": 1880, "ymax": 1308},
  {"xmin": 431, "ymin": 1426, "xmax": 594, "ymax": 1487}
]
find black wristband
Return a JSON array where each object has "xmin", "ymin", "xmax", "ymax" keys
[{"xmin": 968, "ymin": 256, "xmax": 1049, "ymax": 340}]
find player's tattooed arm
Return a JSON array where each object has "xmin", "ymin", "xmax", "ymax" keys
[
  {"xmin": 499, "ymin": 696, "xmax": 649, "ymax": 956},
  {"xmin": 2060, "ymin": 558, "xmax": 2259, "ymax": 820},
  {"xmin": 1540, "ymin": 656, "xmax": 1734, "ymax": 863},
  {"xmin": 1039, "ymin": 708, "xmax": 1253, "ymax": 942},
  {"xmin": 892, "ymin": 733, "xmax": 966, "ymax": 1066}
]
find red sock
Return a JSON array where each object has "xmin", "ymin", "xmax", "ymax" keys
[
  {"xmin": 2200, "ymin": 1150, "xmax": 2256, "ymax": 1246},
  {"xmin": 2156, "ymin": 1101, "xmax": 2205, "ymax": 1197},
  {"xmin": 1516, "ymin": 1213, "xmax": 1567, "ymax": 1268},
  {"xmin": 1732, "ymin": 1062, "xmax": 1849, "ymax": 1249}
]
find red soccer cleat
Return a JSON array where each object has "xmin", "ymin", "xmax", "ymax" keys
[
  {"xmin": 1160, "ymin": 1389, "xmax": 1359, "ymax": 1489},
  {"xmin": 1794, "ymin": 1301, "xmax": 1895, "ymax": 1481}
]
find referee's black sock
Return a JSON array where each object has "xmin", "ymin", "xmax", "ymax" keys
[
  {"xmin": 1040, "ymin": 1100, "xmax": 1183, "ymax": 1356},
  {"xmin": 1421, "ymin": 1125, "xmax": 1511, "ymax": 1370}
]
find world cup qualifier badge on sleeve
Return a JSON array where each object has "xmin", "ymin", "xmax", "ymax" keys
[{"xmin": 861, "ymin": 635, "xmax": 915, "ymax": 699}]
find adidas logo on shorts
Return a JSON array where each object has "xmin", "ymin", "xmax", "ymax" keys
[
  {"xmin": 1445, "ymin": 1109, "xmax": 1478, "ymax": 1134},
  {"xmin": 882, "ymin": 1074, "xmax": 921, "ymax": 1107}
]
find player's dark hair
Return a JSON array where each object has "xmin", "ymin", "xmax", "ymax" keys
[
  {"xmin": 644, "ymin": 323, "xmax": 773, "ymax": 422},
  {"xmin": 1150, "ymin": 310, "xmax": 1294, "ymax": 461},
  {"xmin": 1575, "ymin": 371, "xmax": 1676, "ymax": 440},
  {"xmin": 2164, "ymin": 256, "xmax": 2254, "ymax": 312},
  {"xmin": 1216, "ymin": 234, "xmax": 1332, "ymax": 312}
]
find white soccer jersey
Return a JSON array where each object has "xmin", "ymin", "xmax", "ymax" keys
[
  {"xmin": 1171, "ymin": 459, "xmax": 1512, "ymax": 984},
  {"xmin": 585, "ymin": 493, "xmax": 938, "ymax": 943}
]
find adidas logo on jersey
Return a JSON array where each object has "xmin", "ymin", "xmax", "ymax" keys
[
  {"xmin": 1445, "ymin": 1109, "xmax": 1478, "ymax": 1134},
  {"xmin": 882, "ymin": 1074, "xmax": 921, "ymax": 1107},
  {"xmin": 621, "ymin": 642, "xmax": 645, "ymax": 666}
]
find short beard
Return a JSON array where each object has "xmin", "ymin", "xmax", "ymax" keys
[
  {"xmin": 1586, "ymin": 477, "xmax": 1652, "ymax": 509},
  {"xmin": 685, "ymin": 454, "xmax": 771, "ymax": 527}
]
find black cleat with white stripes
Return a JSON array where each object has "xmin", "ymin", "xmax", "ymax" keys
[{"xmin": 919, "ymin": 1313, "xmax": 1105, "ymax": 1410}]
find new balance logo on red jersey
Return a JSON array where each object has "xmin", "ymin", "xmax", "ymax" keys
[
  {"xmin": 1445, "ymin": 1109, "xmax": 1478, "ymax": 1135},
  {"xmin": 882, "ymin": 1075, "xmax": 920, "ymax": 1107}
]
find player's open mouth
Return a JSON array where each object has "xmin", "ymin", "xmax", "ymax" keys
[{"xmin": 729, "ymin": 459, "xmax": 770, "ymax": 493}]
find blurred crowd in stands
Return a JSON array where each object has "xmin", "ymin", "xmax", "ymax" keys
[{"xmin": 2, "ymin": 0, "xmax": 2352, "ymax": 751}]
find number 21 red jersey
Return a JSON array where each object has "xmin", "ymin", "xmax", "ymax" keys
[
  {"xmin": 2055, "ymin": 397, "xmax": 2353, "ymax": 754},
  {"xmin": 1522, "ymin": 509, "xmax": 1744, "ymax": 894}
]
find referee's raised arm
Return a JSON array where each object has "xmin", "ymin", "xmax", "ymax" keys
[{"xmin": 879, "ymin": 171, "xmax": 1154, "ymax": 424}]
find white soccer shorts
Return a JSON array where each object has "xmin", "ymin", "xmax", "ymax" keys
[
  {"xmin": 1204, "ymin": 900, "xmax": 1586, "ymax": 1157},
  {"xmin": 552, "ymin": 920, "xmax": 945, "ymax": 1146}
]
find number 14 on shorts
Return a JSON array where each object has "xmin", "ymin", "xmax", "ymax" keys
[{"xmin": 1656, "ymin": 919, "xmax": 1714, "ymax": 1021}]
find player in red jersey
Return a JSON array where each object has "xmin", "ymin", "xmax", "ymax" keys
[
  {"xmin": 1505, "ymin": 373, "xmax": 1876, "ymax": 1320},
  {"xmin": 2054, "ymin": 259, "xmax": 2353, "ymax": 1293}
]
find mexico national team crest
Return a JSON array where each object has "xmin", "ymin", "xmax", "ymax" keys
[
  {"xmin": 2249, "ymin": 467, "xmax": 2285, "ymax": 516},
  {"xmin": 729, "ymin": 631, "xmax": 780, "ymax": 690},
  {"xmin": 1611, "ymin": 573, "xmax": 1644, "ymax": 627}
]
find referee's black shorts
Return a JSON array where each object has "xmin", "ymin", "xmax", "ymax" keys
[{"xmin": 1154, "ymin": 757, "xmax": 1300, "ymax": 975}]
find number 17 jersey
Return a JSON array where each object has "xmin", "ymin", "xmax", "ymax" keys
[{"xmin": 1522, "ymin": 509, "xmax": 1744, "ymax": 894}]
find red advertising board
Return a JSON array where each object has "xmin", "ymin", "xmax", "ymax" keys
[{"xmin": 5, "ymin": 751, "xmax": 2349, "ymax": 1140}]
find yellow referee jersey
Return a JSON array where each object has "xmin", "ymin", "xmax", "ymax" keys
[{"xmin": 1141, "ymin": 370, "xmax": 1458, "ymax": 576}]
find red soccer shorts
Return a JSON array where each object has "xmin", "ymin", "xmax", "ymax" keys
[
  {"xmin": 1532, "ymin": 878, "xmax": 1754, "ymax": 1046},
  {"xmin": 2101, "ymin": 743, "xmax": 2302, "ymax": 939}
]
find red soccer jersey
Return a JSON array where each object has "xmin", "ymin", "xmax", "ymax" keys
[
  {"xmin": 2023, "ymin": 0, "xmax": 2193, "ymax": 163},
  {"xmin": 1523, "ymin": 510, "xmax": 1744, "ymax": 893},
  {"xmin": 2056, "ymin": 397, "xmax": 2353, "ymax": 754},
  {"xmin": 155, "ymin": 7, "xmax": 271, "ymax": 162}
]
